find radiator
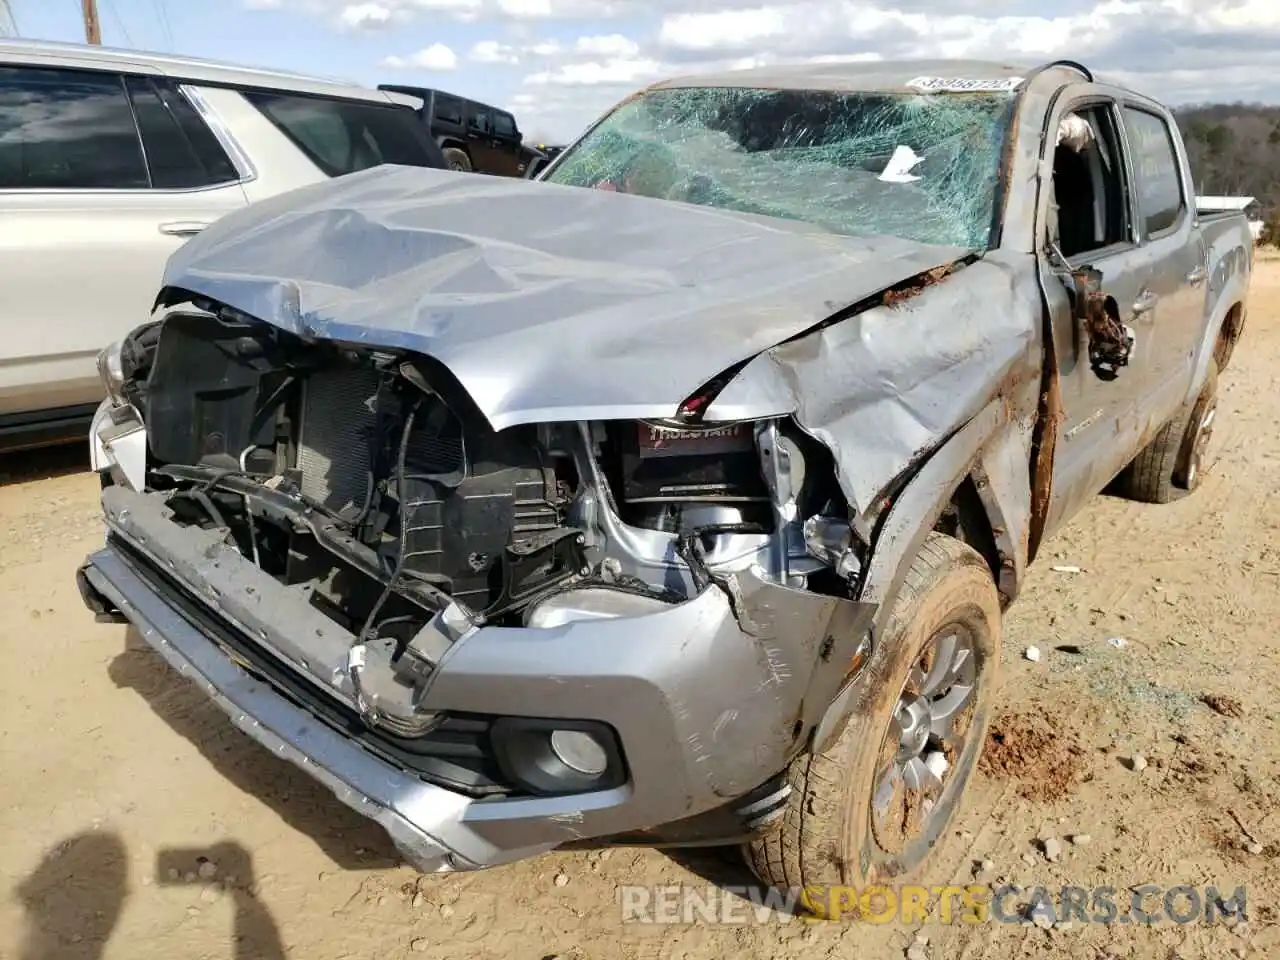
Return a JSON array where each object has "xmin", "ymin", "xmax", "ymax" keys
[
  {"xmin": 296, "ymin": 368, "xmax": 466, "ymax": 514},
  {"xmin": 296, "ymin": 367, "xmax": 380, "ymax": 513}
]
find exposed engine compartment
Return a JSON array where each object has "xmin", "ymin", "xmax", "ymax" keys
[{"xmin": 109, "ymin": 306, "xmax": 862, "ymax": 754}]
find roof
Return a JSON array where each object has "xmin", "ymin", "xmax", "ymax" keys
[
  {"xmin": 0, "ymin": 38, "xmax": 396, "ymax": 103},
  {"xmin": 647, "ymin": 59, "xmax": 1080, "ymax": 94}
]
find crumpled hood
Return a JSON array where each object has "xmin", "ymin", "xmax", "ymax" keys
[{"xmin": 161, "ymin": 164, "xmax": 968, "ymax": 430}]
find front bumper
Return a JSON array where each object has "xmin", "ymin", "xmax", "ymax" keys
[{"xmin": 82, "ymin": 417, "xmax": 876, "ymax": 872}]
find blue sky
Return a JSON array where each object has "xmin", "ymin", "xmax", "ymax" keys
[{"xmin": 7, "ymin": 0, "xmax": 1280, "ymax": 142}]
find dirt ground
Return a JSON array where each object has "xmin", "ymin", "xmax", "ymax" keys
[{"xmin": 3, "ymin": 257, "xmax": 1279, "ymax": 960}]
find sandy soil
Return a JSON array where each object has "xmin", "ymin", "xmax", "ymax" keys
[{"xmin": 3, "ymin": 257, "xmax": 1279, "ymax": 960}]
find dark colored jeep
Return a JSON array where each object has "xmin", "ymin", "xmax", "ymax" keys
[{"xmin": 379, "ymin": 84, "xmax": 545, "ymax": 178}]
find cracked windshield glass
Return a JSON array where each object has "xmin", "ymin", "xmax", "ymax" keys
[{"xmin": 544, "ymin": 86, "xmax": 1016, "ymax": 250}]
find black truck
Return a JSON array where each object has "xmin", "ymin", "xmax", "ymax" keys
[{"xmin": 379, "ymin": 84, "xmax": 545, "ymax": 178}]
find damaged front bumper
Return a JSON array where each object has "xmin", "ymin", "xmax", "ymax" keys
[{"xmin": 79, "ymin": 477, "xmax": 876, "ymax": 871}]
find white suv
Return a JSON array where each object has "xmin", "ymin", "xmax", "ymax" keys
[{"xmin": 0, "ymin": 39, "xmax": 447, "ymax": 452}]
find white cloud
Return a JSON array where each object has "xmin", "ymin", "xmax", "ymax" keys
[
  {"xmin": 470, "ymin": 39, "xmax": 520, "ymax": 63},
  {"xmin": 329, "ymin": 0, "xmax": 480, "ymax": 30},
  {"xmin": 653, "ymin": 0, "xmax": 1280, "ymax": 67},
  {"xmin": 660, "ymin": 8, "xmax": 790, "ymax": 51},
  {"xmin": 525, "ymin": 57, "xmax": 663, "ymax": 86},
  {"xmin": 468, "ymin": 34, "xmax": 636, "ymax": 66},
  {"xmin": 382, "ymin": 42, "xmax": 459, "ymax": 70},
  {"xmin": 574, "ymin": 33, "xmax": 639, "ymax": 58},
  {"xmin": 338, "ymin": 2, "xmax": 393, "ymax": 29},
  {"xmin": 243, "ymin": 0, "xmax": 1280, "ymax": 140},
  {"xmin": 497, "ymin": 0, "xmax": 550, "ymax": 15}
]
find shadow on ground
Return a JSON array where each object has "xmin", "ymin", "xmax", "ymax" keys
[
  {"xmin": 12, "ymin": 832, "xmax": 290, "ymax": 960},
  {"xmin": 156, "ymin": 841, "xmax": 287, "ymax": 960},
  {"xmin": 656, "ymin": 846, "xmax": 797, "ymax": 910},
  {"xmin": 14, "ymin": 831, "xmax": 129, "ymax": 960},
  {"xmin": 0, "ymin": 444, "xmax": 92, "ymax": 488},
  {"xmin": 109, "ymin": 628, "xmax": 400, "ymax": 872}
]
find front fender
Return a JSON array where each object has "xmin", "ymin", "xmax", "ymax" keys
[{"xmin": 810, "ymin": 397, "xmax": 1017, "ymax": 753}]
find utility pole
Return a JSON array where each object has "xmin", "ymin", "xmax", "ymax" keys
[
  {"xmin": 0, "ymin": 0, "xmax": 18, "ymax": 37},
  {"xmin": 82, "ymin": 0, "xmax": 102, "ymax": 44}
]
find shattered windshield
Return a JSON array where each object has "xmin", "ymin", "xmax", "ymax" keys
[{"xmin": 544, "ymin": 86, "xmax": 1016, "ymax": 250}]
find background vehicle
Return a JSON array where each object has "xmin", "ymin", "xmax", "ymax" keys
[
  {"xmin": 525, "ymin": 143, "xmax": 564, "ymax": 178},
  {"xmin": 0, "ymin": 39, "xmax": 447, "ymax": 453},
  {"xmin": 80, "ymin": 60, "xmax": 1251, "ymax": 903},
  {"xmin": 378, "ymin": 84, "xmax": 543, "ymax": 177}
]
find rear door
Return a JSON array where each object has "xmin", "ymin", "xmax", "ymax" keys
[
  {"xmin": 463, "ymin": 101, "xmax": 498, "ymax": 173},
  {"xmin": 0, "ymin": 65, "xmax": 248, "ymax": 418},
  {"xmin": 428, "ymin": 93, "xmax": 470, "ymax": 167},
  {"xmin": 1117, "ymin": 101, "xmax": 1206, "ymax": 417}
]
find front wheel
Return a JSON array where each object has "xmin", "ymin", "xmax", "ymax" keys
[{"xmin": 745, "ymin": 533, "xmax": 1002, "ymax": 914}]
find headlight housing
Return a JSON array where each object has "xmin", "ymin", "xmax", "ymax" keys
[{"xmin": 96, "ymin": 340, "xmax": 125, "ymax": 405}]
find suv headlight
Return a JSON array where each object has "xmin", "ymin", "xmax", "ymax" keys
[{"xmin": 96, "ymin": 340, "xmax": 125, "ymax": 405}]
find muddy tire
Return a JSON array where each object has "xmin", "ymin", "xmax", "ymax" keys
[
  {"xmin": 1214, "ymin": 308, "xmax": 1245, "ymax": 372},
  {"xmin": 1115, "ymin": 359, "xmax": 1218, "ymax": 504},
  {"xmin": 744, "ymin": 533, "xmax": 1001, "ymax": 916},
  {"xmin": 443, "ymin": 148, "xmax": 472, "ymax": 172}
]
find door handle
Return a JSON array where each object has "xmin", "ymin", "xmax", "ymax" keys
[
  {"xmin": 1132, "ymin": 291, "xmax": 1158, "ymax": 316},
  {"xmin": 1186, "ymin": 264, "xmax": 1208, "ymax": 286},
  {"xmin": 158, "ymin": 221, "xmax": 210, "ymax": 237}
]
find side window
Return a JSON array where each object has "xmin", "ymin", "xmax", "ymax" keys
[
  {"xmin": 467, "ymin": 105, "xmax": 491, "ymax": 134},
  {"xmin": 242, "ymin": 90, "xmax": 447, "ymax": 175},
  {"xmin": 434, "ymin": 95, "xmax": 463, "ymax": 125},
  {"xmin": 492, "ymin": 111, "xmax": 516, "ymax": 138},
  {"xmin": 1123, "ymin": 106, "xmax": 1185, "ymax": 236},
  {"xmin": 0, "ymin": 66, "xmax": 148, "ymax": 189},
  {"xmin": 124, "ymin": 76, "xmax": 239, "ymax": 189},
  {"xmin": 1047, "ymin": 104, "xmax": 1132, "ymax": 259}
]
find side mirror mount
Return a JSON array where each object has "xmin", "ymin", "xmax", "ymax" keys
[{"xmin": 1067, "ymin": 264, "xmax": 1134, "ymax": 381}]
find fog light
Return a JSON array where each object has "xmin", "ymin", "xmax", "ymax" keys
[
  {"xmin": 549, "ymin": 729, "xmax": 608, "ymax": 776},
  {"xmin": 490, "ymin": 717, "xmax": 626, "ymax": 795}
]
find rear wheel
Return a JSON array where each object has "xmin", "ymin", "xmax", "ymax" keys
[
  {"xmin": 745, "ymin": 534, "xmax": 1002, "ymax": 915},
  {"xmin": 1115, "ymin": 359, "xmax": 1218, "ymax": 504},
  {"xmin": 443, "ymin": 148, "xmax": 472, "ymax": 172}
]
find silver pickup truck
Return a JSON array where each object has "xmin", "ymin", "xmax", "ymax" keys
[{"xmin": 77, "ymin": 59, "xmax": 1252, "ymax": 909}]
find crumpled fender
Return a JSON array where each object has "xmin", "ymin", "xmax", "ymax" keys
[{"xmin": 810, "ymin": 393, "xmax": 1031, "ymax": 754}]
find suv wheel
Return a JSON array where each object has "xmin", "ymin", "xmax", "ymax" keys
[
  {"xmin": 443, "ymin": 148, "xmax": 472, "ymax": 172},
  {"xmin": 745, "ymin": 533, "xmax": 1002, "ymax": 915},
  {"xmin": 1115, "ymin": 358, "xmax": 1218, "ymax": 504}
]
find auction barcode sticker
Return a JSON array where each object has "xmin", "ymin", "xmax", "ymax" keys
[{"xmin": 906, "ymin": 76, "xmax": 1024, "ymax": 92}]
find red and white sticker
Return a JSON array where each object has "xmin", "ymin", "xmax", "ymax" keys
[{"xmin": 636, "ymin": 422, "xmax": 753, "ymax": 458}]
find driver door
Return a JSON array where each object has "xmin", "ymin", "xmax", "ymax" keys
[{"xmin": 1035, "ymin": 89, "xmax": 1157, "ymax": 539}]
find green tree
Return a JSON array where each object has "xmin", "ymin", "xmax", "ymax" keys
[{"xmin": 1205, "ymin": 124, "xmax": 1233, "ymax": 155}]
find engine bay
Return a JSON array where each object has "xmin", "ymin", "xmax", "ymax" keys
[{"xmin": 107, "ymin": 306, "xmax": 863, "ymax": 739}]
